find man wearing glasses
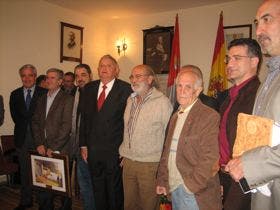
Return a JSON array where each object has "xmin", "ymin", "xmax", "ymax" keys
[
  {"xmin": 119, "ymin": 64, "xmax": 172, "ymax": 210},
  {"xmin": 219, "ymin": 38, "xmax": 262, "ymax": 210}
]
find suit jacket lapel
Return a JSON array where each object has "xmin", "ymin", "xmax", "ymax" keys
[
  {"xmin": 46, "ymin": 90, "xmax": 62, "ymax": 120},
  {"xmin": 178, "ymin": 100, "xmax": 200, "ymax": 143}
]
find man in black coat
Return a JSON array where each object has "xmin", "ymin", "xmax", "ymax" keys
[
  {"xmin": 79, "ymin": 55, "xmax": 132, "ymax": 210},
  {"xmin": 9, "ymin": 64, "xmax": 47, "ymax": 210}
]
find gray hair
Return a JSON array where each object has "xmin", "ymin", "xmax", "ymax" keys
[
  {"xmin": 176, "ymin": 65, "xmax": 203, "ymax": 89},
  {"xmin": 46, "ymin": 68, "xmax": 64, "ymax": 80},
  {"xmin": 98, "ymin": 54, "xmax": 120, "ymax": 76},
  {"xmin": 141, "ymin": 64, "xmax": 159, "ymax": 88},
  {"xmin": 19, "ymin": 64, "xmax": 37, "ymax": 76}
]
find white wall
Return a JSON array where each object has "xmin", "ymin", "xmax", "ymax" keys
[
  {"xmin": 108, "ymin": 0, "xmax": 264, "ymax": 88},
  {"xmin": 0, "ymin": 0, "xmax": 264, "ymax": 135},
  {"xmin": 0, "ymin": 0, "xmax": 108, "ymax": 134}
]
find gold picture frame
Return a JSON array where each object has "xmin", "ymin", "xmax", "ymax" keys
[{"xmin": 60, "ymin": 22, "xmax": 83, "ymax": 63}]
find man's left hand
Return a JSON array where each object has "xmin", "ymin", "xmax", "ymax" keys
[{"xmin": 225, "ymin": 156, "xmax": 244, "ymax": 182}]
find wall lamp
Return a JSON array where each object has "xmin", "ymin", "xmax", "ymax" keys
[{"xmin": 116, "ymin": 38, "xmax": 127, "ymax": 56}]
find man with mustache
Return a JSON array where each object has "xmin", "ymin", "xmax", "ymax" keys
[
  {"xmin": 219, "ymin": 38, "xmax": 262, "ymax": 210},
  {"xmin": 226, "ymin": 1, "xmax": 280, "ymax": 210},
  {"xmin": 119, "ymin": 64, "xmax": 172, "ymax": 210}
]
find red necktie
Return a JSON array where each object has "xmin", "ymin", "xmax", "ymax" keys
[{"xmin": 97, "ymin": 85, "xmax": 107, "ymax": 111}]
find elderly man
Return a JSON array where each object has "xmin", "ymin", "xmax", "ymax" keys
[
  {"xmin": 219, "ymin": 38, "xmax": 262, "ymax": 210},
  {"xmin": 32, "ymin": 68, "xmax": 73, "ymax": 210},
  {"xmin": 156, "ymin": 67, "xmax": 221, "ymax": 210},
  {"xmin": 71, "ymin": 64, "xmax": 95, "ymax": 210},
  {"xmin": 79, "ymin": 55, "xmax": 132, "ymax": 210},
  {"xmin": 226, "ymin": 1, "xmax": 280, "ymax": 210},
  {"xmin": 119, "ymin": 64, "xmax": 172, "ymax": 210},
  {"xmin": 9, "ymin": 64, "xmax": 47, "ymax": 210}
]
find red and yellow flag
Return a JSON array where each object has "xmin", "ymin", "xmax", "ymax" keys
[
  {"xmin": 207, "ymin": 12, "xmax": 227, "ymax": 98},
  {"xmin": 167, "ymin": 14, "xmax": 180, "ymax": 106}
]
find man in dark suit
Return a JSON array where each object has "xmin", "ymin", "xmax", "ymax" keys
[
  {"xmin": 32, "ymin": 68, "xmax": 73, "ymax": 210},
  {"xmin": 9, "ymin": 64, "xmax": 47, "ymax": 210},
  {"xmin": 79, "ymin": 54, "xmax": 132, "ymax": 210}
]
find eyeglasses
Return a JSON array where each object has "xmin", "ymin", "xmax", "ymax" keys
[
  {"xmin": 129, "ymin": 74, "xmax": 149, "ymax": 80},
  {"xmin": 224, "ymin": 55, "xmax": 252, "ymax": 64}
]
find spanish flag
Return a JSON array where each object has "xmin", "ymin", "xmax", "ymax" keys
[
  {"xmin": 167, "ymin": 14, "xmax": 180, "ymax": 106},
  {"xmin": 207, "ymin": 12, "xmax": 227, "ymax": 98}
]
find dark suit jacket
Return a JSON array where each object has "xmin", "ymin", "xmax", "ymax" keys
[
  {"xmin": 32, "ymin": 89, "xmax": 74, "ymax": 154},
  {"xmin": 79, "ymin": 79, "xmax": 132, "ymax": 160},
  {"xmin": 220, "ymin": 76, "xmax": 260, "ymax": 155},
  {"xmin": 157, "ymin": 100, "xmax": 222, "ymax": 210},
  {"xmin": 9, "ymin": 86, "xmax": 47, "ymax": 147}
]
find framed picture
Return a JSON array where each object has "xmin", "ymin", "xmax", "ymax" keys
[
  {"xmin": 224, "ymin": 24, "xmax": 252, "ymax": 49},
  {"xmin": 143, "ymin": 26, "xmax": 174, "ymax": 74},
  {"xmin": 29, "ymin": 151, "xmax": 71, "ymax": 197},
  {"xmin": 60, "ymin": 22, "xmax": 83, "ymax": 63}
]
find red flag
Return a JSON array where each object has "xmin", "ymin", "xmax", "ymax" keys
[
  {"xmin": 167, "ymin": 14, "xmax": 180, "ymax": 106},
  {"xmin": 207, "ymin": 11, "xmax": 227, "ymax": 98}
]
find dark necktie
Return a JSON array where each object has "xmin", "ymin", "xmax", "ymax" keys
[
  {"xmin": 25, "ymin": 89, "xmax": 32, "ymax": 110},
  {"xmin": 97, "ymin": 85, "xmax": 107, "ymax": 111}
]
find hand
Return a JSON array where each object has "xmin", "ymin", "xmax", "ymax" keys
[
  {"xmin": 225, "ymin": 157, "xmax": 244, "ymax": 182},
  {"xmin": 81, "ymin": 147, "xmax": 88, "ymax": 162},
  {"xmin": 37, "ymin": 145, "xmax": 46, "ymax": 156},
  {"xmin": 46, "ymin": 148, "xmax": 53, "ymax": 157},
  {"xmin": 156, "ymin": 186, "xmax": 167, "ymax": 195}
]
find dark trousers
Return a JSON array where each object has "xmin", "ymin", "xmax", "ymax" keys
[
  {"xmin": 89, "ymin": 154, "xmax": 124, "ymax": 210},
  {"xmin": 38, "ymin": 159, "xmax": 73, "ymax": 210},
  {"xmin": 219, "ymin": 170, "xmax": 251, "ymax": 210},
  {"xmin": 17, "ymin": 127, "xmax": 34, "ymax": 206}
]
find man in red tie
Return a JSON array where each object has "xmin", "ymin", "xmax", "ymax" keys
[{"xmin": 79, "ymin": 54, "xmax": 132, "ymax": 210}]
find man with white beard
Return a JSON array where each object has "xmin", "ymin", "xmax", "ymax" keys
[{"xmin": 119, "ymin": 64, "xmax": 172, "ymax": 210}]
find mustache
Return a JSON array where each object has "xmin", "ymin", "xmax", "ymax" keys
[{"xmin": 257, "ymin": 34, "xmax": 271, "ymax": 43}]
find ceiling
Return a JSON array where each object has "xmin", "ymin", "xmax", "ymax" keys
[{"xmin": 45, "ymin": 0, "xmax": 237, "ymax": 19}]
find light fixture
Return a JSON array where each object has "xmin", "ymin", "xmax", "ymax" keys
[{"xmin": 116, "ymin": 38, "xmax": 127, "ymax": 56}]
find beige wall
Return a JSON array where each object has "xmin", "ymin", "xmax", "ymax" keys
[
  {"xmin": 0, "ymin": 0, "xmax": 107, "ymax": 134},
  {"xmin": 0, "ymin": 0, "xmax": 264, "ymax": 135},
  {"xmin": 109, "ymin": 0, "xmax": 264, "ymax": 90}
]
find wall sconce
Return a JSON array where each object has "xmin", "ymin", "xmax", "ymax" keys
[{"xmin": 116, "ymin": 38, "xmax": 127, "ymax": 56}]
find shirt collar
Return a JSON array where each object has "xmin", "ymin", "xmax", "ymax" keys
[
  {"xmin": 267, "ymin": 56, "xmax": 280, "ymax": 73},
  {"xmin": 100, "ymin": 78, "xmax": 115, "ymax": 89},
  {"xmin": 178, "ymin": 99, "xmax": 198, "ymax": 114},
  {"xmin": 23, "ymin": 85, "xmax": 35, "ymax": 92},
  {"xmin": 48, "ymin": 88, "xmax": 60, "ymax": 98}
]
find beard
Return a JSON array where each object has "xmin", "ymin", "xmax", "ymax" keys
[{"xmin": 131, "ymin": 82, "xmax": 148, "ymax": 95}]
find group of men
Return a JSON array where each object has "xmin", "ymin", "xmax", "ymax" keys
[{"xmin": 6, "ymin": 0, "xmax": 280, "ymax": 210}]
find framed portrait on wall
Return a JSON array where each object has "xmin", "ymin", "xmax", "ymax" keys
[
  {"xmin": 29, "ymin": 151, "xmax": 71, "ymax": 197},
  {"xmin": 224, "ymin": 24, "xmax": 252, "ymax": 49},
  {"xmin": 143, "ymin": 26, "xmax": 174, "ymax": 74},
  {"xmin": 60, "ymin": 22, "xmax": 83, "ymax": 63}
]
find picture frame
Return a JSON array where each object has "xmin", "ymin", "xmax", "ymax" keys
[
  {"xmin": 60, "ymin": 22, "xmax": 83, "ymax": 63},
  {"xmin": 29, "ymin": 151, "xmax": 71, "ymax": 197},
  {"xmin": 224, "ymin": 24, "xmax": 252, "ymax": 49},
  {"xmin": 143, "ymin": 26, "xmax": 174, "ymax": 74}
]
